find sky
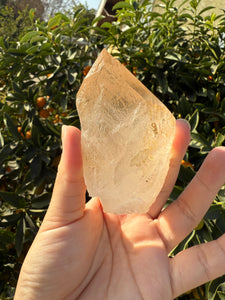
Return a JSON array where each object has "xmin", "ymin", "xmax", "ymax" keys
[{"xmin": 80, "ymin": 0, "xmax": 101, "ymax": 10}]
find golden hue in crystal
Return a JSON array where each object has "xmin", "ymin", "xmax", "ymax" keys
[{"xmin": 76, "ymin": 49, "xmax": 175, "ymax": 214}]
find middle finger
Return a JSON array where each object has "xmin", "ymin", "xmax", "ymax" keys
[{"xmin": 156, "ymin": 146, "xmax": 225, "ymax": 253}]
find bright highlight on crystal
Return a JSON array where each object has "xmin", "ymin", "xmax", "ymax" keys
[{"xmin": 76, "ymin": 49, "xmax": 176, "ymax": 214}]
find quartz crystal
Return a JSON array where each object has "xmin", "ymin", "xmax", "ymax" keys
[{"xmin": 76, "ymin": 49, "xmax": 176, "ymax": 214}]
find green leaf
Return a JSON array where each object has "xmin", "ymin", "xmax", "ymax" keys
[
  {"xmin": 30, "ymin": 35, "xmax": 46, "ymax": 44},
  {"xmin": 48, "ymin": 14, "xmax": 62, "ymax": 30},
  {"xmin": 0, "ymin": 130, "xmax": 4, "ymax": 148},
  {"xmin": 133, "ymin": 1, "xmax": 138, "ymax": 10},
  {"xmin": 55, "ymin": 12, "xmax": 70, "ymax": 22},
  {"xmin": 20, "ymin": 31, "xmax": 41, "ymax": 43},
  {"xmin": 155, "ymin": 70, "xmax": 168, "ymax": 94},
  {"xmin": 31, "ymin": 125, "xmax": 41, "ymax": 147},
  {"xmin": 7, "ymin": 47, "xmax": 25, "ymax": 56},
  {"xmin": 218, "ymin": 291, "xmax": 225, "ymax": 300},
  {"xmin": 73, "ymin": 7, "xmax": 85, "ymax": 19},
  {"xmin": 0, "ymin": 191, "xmax": 26, "ymax": 208},
  {"xmin": 206, "ymin": 275, "xmax": 225, "ymax": 300},
  {"xmin": 0, "ymin": 36, "xmax": 6, "ymax": 49},
  {"xmin": 113, "ymin": 1, "xmax": 134, "ymax": 11},
  {"xmin": 25, "ymin": 213, "xmax": 38, "ymax": 235},
  {"xmin": 92, "ymin": 16, "xmax": 105, "ymax": 26},
  {"xmin": 66, "ymin": 69, "xmax": 78, "ymax": 85},
  {"xmin": 178, "ymin": 165, "xmax": 195, "ymax": 184},
  {"xmin": 178, "ymin": 96, "xmax": 192, "ymax": 117},
  {"xmin": 12, "ymin": 81, "xmax": 21, "ymax": 93},
  {"xmin": 165, "ymin": 53, "xmax": 182, "ymax": 61},
  {"xmin": 26, "ymin": 45, "xmax": 39, "ymax": 54},
  {"xmin": 101, "ymin": 22, "xmax": 113, "ymax": 29},
  {"xmin": 180, "ymin": 13, "xmax": 194, "ymax": 20},
  {"xmin": 3, "ymin": 113, "xmax": 21, "ymax": 139},
  {"xmin": 40, "ymin": 152, "xmax": 51, "ymax": 165},
  {"xmin": 15, "ymin": 217, "xmax": 26, "ymax": 257},
  {"xmin": 205, "ymin": 205, "xmax": 221, "ymax": 220},
  {"xmin": 40, "ymin": 42, "xmax": 53, "ymax": 51},
  {"xmin": 0, "ymin": 213, "xmax": 21, "ymax": 227},
  {"xmin": 183, "ymin": 230, "xmax": 195, "ymax": 249},
  {"xmin": 0, "ymin": 142, "xmax": 18, "ymax": 165},
  {"xmin": 46, "ymin": 120, "xmax": 61, "ymax": 137},
  {"xmin": 214, "ymin": 133, "xmax": 225, "ymax": 147},
  {"xmin": 190, "ymin": 132, "xmax": 211, "ymax": 150},
  {"xmin": 189, "ymin": 109, "xmax": 199, "ymax": 132},
  {"xmin": 31, "ymin": 193, "xmax": 51, "ymax": 209},
  {"xmin": 0, "ymin": 229, "xmax": 14, "ymax": 249},
  {"xmin": 199, "ymin": 6, "xmax": 215, "ymax": 15},
  {"xmin": 30, "ymin": 156, "xmax": 42, "ymax": 180},
  {"xmin": 29, "ymin": 8, "xmax": 36, "ymax": 23},
  {"xmin": 221, "ymin": 99, "xmax": 225, "ymax": 114}
]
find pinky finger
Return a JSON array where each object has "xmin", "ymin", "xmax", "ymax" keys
[{"xmin": 170, "ymin": 233, "xmax": 225, "ymax": 298}]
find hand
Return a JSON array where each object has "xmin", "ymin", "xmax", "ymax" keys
[{"xmin": 15, "ymin": 120, "xmax": 225, "ymax": 300}]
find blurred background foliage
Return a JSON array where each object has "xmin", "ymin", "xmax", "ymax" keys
[{"xmin": 1, "ymin": 0, "xmax": 225, "ymax": 298}]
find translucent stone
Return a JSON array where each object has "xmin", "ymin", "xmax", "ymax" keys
[{"xmin": 76, "ymin": 49, "xmax": 176, "ymax": 214}]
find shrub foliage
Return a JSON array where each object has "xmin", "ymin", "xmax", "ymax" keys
[{"xmin": 1, "ymin": 0, "xmax": 225, "ymax": 298}]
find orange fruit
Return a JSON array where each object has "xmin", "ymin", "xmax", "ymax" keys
[
  {"xmin": 83, "ymin": 66, "xmax": 91, "ymax": 76},
  {"xmin": 208, "ymin": 75, "xmax": 213, "ymax": 81},
  {"xmin": 36, "ymin": 96, "xmax": 46, "ymax": 108},
  {"xmin": 26, "ymin": 130, "xmax": 31, "ymax": 139},
  {"xmin": 39, "ymin": 109, "xmax": 50, "ymax": 118},
  {"xmin": 132, "ymin": 66, "xmax": 137, "ymax": 76},
  {"xmin": 181, "ymin": 160, "xmax": 194, "ymax": 170},
  {"xmin": 17, "ymin": 126, "xmax": 25, "ymax": 138},
  {"xmin": 53, "ymin": 114, "xmax": 62, "ymax": 124},
  {"xmin": 6, "ymin": 243, "xmax": 15, "ymax": 250},
  {"xmin": 6, "ymin": 166, "xmax": 11, "ymax": 173},
  {"xmin": 47, "ymin": 107, "xmax": 54, "ymax": 114}
]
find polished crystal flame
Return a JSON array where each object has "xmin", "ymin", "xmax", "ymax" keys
[{"xmin": 76, "ymin": 49, "xmax": 175, "ymax": 214}]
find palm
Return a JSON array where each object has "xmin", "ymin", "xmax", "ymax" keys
[
  {"xmin": 34, "ymin": 204, "xmax": 172, "ymax": 300},
  {"xmin": 15, "ymin": 124, "xmax": 225, "ymax": 300}
]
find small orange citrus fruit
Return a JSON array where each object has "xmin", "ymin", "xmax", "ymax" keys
[
  {"xmin": 39, "ymin": 109, "xmax": 50, "ymax": 118},
  {"xmin": 26, "ymin": 131, "xmax": 31, "ymax": 139},
  {"xmin": 36, "ymin": 96, "xmax": 46, "ymax": 108},
  {"xmin": 83, "ymin": 66, "xmax": 91, "ymax": 76},
  {"xmin": 181, "ymin": 160, "xmax": 194, "ymax": 170}
]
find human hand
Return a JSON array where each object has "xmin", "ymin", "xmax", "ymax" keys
[{"xmin": 15, "ymin": 120, "xmax": 225, "ymax": 300}]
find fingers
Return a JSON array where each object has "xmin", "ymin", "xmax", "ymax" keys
[
  {"xmin": 148, "ymin": 119, "xmax": 191, "ymax": 218},
  {"xmin": 170, "ymin": 233, "xmax": 225, "ymax": 298},
  {"xmin": 158, "ymin": 146, "xmax": 225, "ymax": 252},
  {"xmin": 43, "ymin": 126, "xmax": 86, "ymax": 229}
]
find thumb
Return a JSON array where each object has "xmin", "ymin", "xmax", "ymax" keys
[{"xmin": 43, "ymin": 125, "xmax": 86, "ymax": 228}]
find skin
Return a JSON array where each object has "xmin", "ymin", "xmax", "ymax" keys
[{"xmin": 15, "ymin": 120, "xmax": 225, "ymax": 300}]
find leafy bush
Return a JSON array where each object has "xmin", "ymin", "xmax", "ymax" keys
[
  {"xmin": 0, "ymin": 5, "xmax": 31, "ymax": 41},
  {"xmin": 96, "ymin": 0, "xmax": 225, "ymax": 298},
  {"xmin": 1, "ymin": 0, "xmax": 225, "ymax": 298},
  {"xmin": 0, "ymin": 6, "xmax": 97, "ymax": 298}
]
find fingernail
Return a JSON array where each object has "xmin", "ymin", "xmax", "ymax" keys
[
  {"xmin": 177, "ymin": 118, "xmax": 191, "ymax": 130},
  {"xmin": 61, "ymin": 125, "xmax": 67, "ymax": 147}
]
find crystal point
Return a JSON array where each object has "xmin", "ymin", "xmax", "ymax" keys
[{"xmin": 76, "ymin": 49, "xmax": 176, "ymax": 214}]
